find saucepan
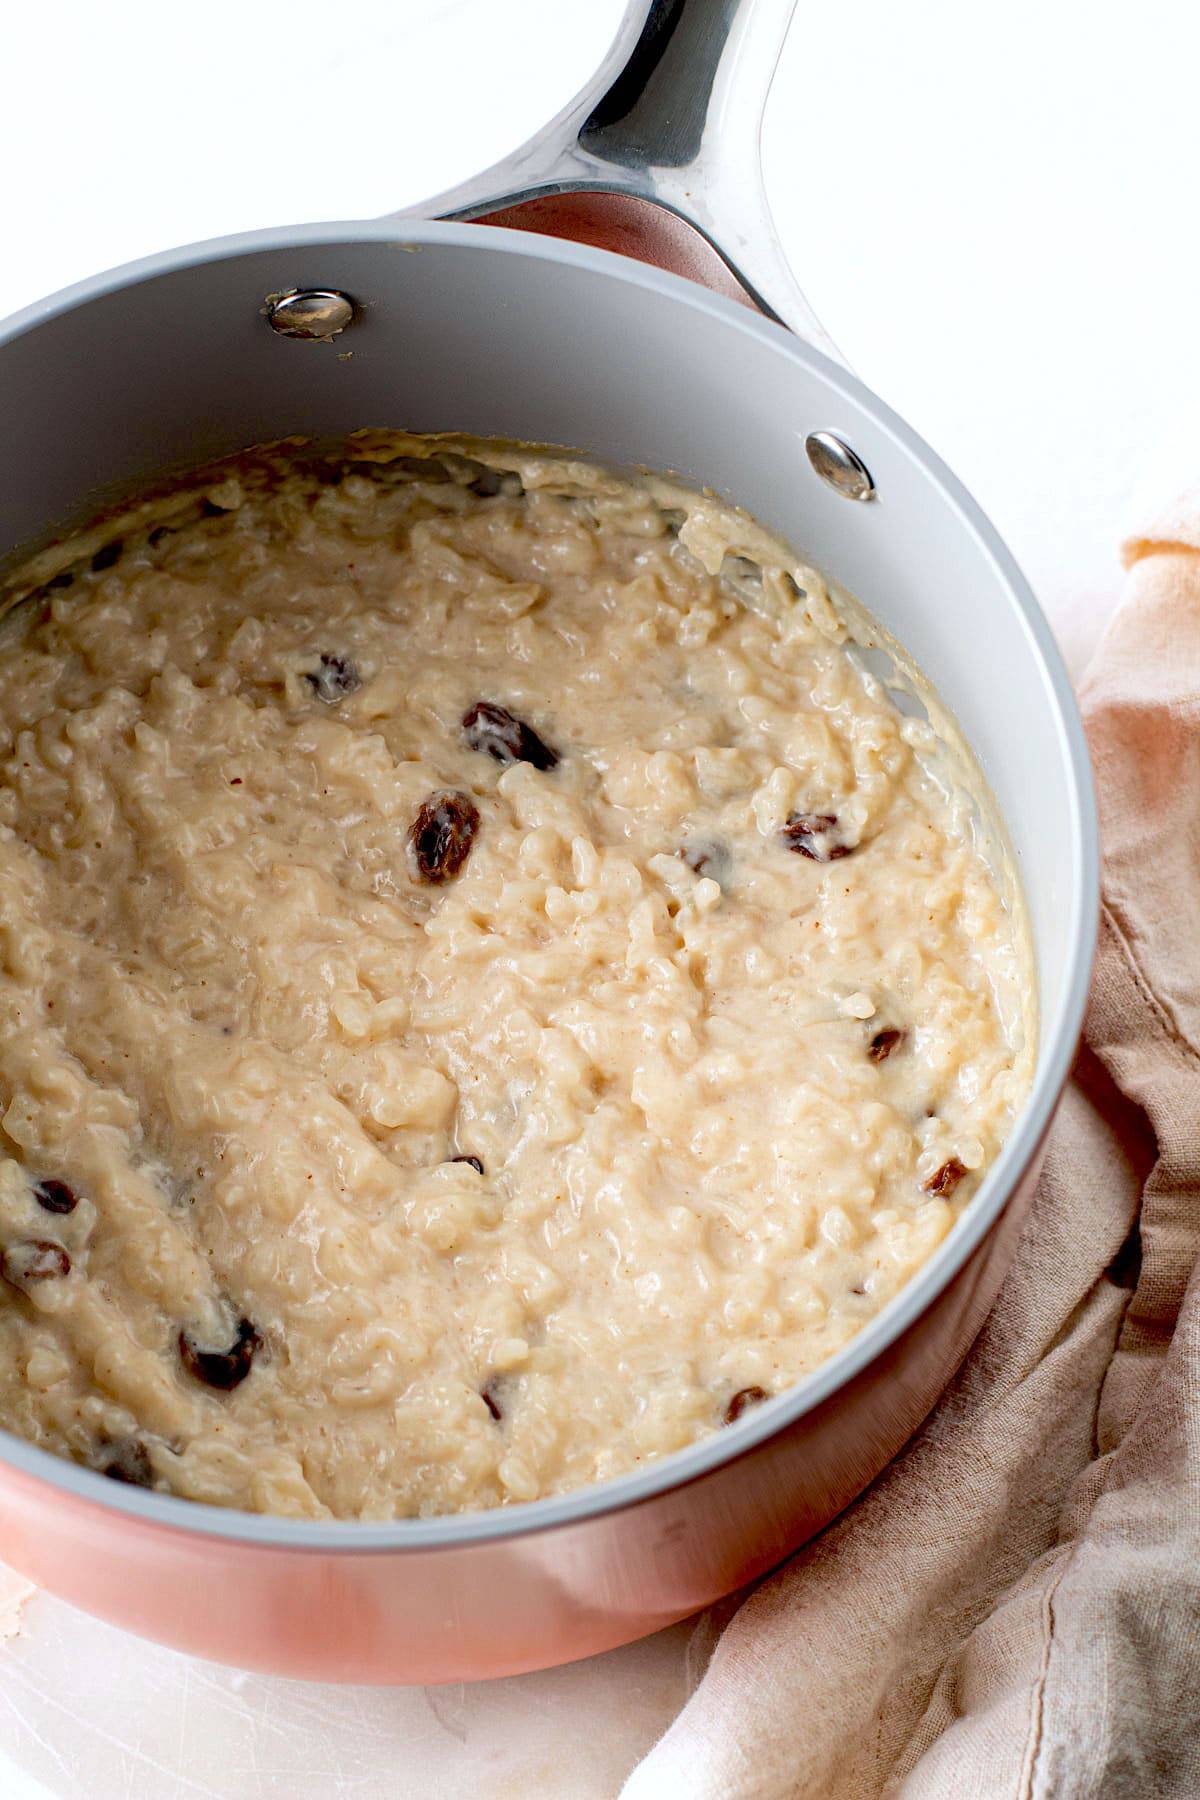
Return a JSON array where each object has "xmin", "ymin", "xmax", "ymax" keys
[{"xmin": 0, "ymin": 0, "xmax": 1097, "ymax": 1681}]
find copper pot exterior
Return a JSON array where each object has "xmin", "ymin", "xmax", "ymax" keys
[
  {"xmin": 0, "ymin": 222, "xmax": 1096, "ymax": 1682},
  {"xmin": 0, "ymin": 1147, "xmax": 1043, "ymax": 1683}
]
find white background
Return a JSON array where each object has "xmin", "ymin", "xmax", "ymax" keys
[{"xmin": 1, "ymin": 1, "xmax": 1196, "ymax": 1793}]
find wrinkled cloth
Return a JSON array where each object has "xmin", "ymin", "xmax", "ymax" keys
[{"xmin": 625, "ymin": 505, "xmax": 1200, "ymax": 1799}]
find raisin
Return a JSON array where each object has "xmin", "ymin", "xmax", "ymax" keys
[
  {"xmin": 304, "ymin": 652, "xmax": 361, "ymax": 704},
  {"xmin": 453, "ymin": 1155, "xmax": 484, "ymax": 1175},
  {"xmin": 867, "ymin": 1028, "xmax": 904, "ymax": 1064},
  {"xmin": 680, "ymin": 840, "xmax": 732, "ymax": 888},
  {"xmin": 179, "ymin": 1317, "xmax": 261, "ymax": 1391},
  {"xmin": 781, "ymin": 813, "xmax": 852, "ymax": 862},
  {"xmin": 90, "ymin": 541, "xmax": 122, "ymax": 572},
  {"xmin": 923, "ymin": 1157, "xmax": 967, "ymax": 1198},
  {"xmin": 1, "ymin": 1240, "xmax": 71, "ymax": 1288},
  {"xmin": 723, "ymin": 1385, "xmax": 768, "ymax": 1426},
  {"xmin": 33, "ymin": 1177, "xmax": 78, "ymax": 1215},
  {"xmin": 200, "ymin": 497, "xmax": 232, "ymax": 518},
  {"xmin": 481, "ymin": 1381, "xmax": 504, "ymax": 1422},
  {"xmin": 102, "ymin": 1438, "xmax": 153, "ymax": 1487},
  {"xmin": 467, "ymin": 467, "xmax": 524, "ymax": 500},
  {"xmin": 45, "ymin": 571, "xmax": 74, "ymax": 591},
  {"xmin": 148, "ymin": 525, "xmax": 175, "ymax": 548},
  {"xmin": 463, "ymin": 702, "xmax": 558, "ymax": 771},
  {"xmin": 409, "ymin": 792, "xmax": 480, "ymax": 883}
]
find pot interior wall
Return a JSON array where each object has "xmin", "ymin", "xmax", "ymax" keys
[{"xmin": 0, "ymin": 226, "xmax": 1083, "ymax": 1056}]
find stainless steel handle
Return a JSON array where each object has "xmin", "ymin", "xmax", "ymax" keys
[{"xmin": 395, "ymin": 0, "xmax": 841, "ymax": 362}]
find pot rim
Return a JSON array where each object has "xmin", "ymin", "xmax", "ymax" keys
[{"xmin": 0, "ymin": 217, "xmax": 1101, "ymax": 1550}]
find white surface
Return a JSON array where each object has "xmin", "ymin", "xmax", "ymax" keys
[{"xmin": 1, "ymin": 1, "xmax": 1196, "ymax": 1794}]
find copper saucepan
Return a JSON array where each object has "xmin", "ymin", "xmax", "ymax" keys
[{"xmin": 0, "ymin": 0, "xmax": 1097, "ymax": 1681}]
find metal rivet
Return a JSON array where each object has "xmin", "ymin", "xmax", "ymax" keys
[
  {"xmin": 805, "ymin": 432, "xmax": 875, "ymax": 502},
  {"xmin": 266, "ymin": 290, "xmax": 356, "ymax": 341}
]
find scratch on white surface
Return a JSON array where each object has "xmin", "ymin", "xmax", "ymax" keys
[
  {"xmin": 424, "ymin": 1683, "xmax": 469, "ymax": 1744},
  {"xmin": 0, "ymin": 1680, "xmax": 78, "ymax": 1792},
  {"xmin": 173, "ymin": 1661, "xmax": 191, "ymax": 1800},
  {"xmin": 0, "ymin": 1653, "xmax": 227, "ymax": 1800}
]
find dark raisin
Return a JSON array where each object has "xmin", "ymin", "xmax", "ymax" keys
[
  {"xmin": 102, "ymin": 1437, "xmax": 153, "ymax": 1487},
  {"xmin": 867, "ymin": 1028, "xmax": 904, "ymax": 1064},
  {"xmin": 200, "ymin": 497, "xmax": 232, "ymax": 518},
  {"xmin": 723, "ymin": 1385, "xmax": 768, "ymax": 1426},
  {"xmin": 481, "ymin": 1381, "xmax": 503, "ymax": 1422},
  {"xmin": 148, "ymin": 525, "xmax": 176, "ymax": 548},
  {"xmin": 923, "ymin": 1157, "xmax": 967, "ymax": 1198},
  {"xmin": 680, "ymin": 840, "xmax": 732, "ymax": 888},
  {"xmin": 304, "ymin": 652, "xmax": 361, "ymax": 704},
  {"xmin": 33, "ymin": 1177, "xmax": 78, "ymax": 1215},
  {"xmin": 781, "ymin": 813, "xmax": 852, "ymax": 862},
  {"xmin": 179, "ymin": 1317, "xmax": 261, "ymax": 1391},
  {"xmin": 463, "ymin": 701, "xmax": 559, "ymax": 771},
  {"xmin": 408, "ymin": 791, "xmax": 480, "ymax": 883},
  {"xmin": 467, "ymin": 467, "xmax": 524, "ymax": 499},
  {"xmin": 453, "ymin": 1155, "xmax": 484, "ymax": 1175},
  {"xmin": 1, "ymin": 1240, "xmax": 71, "ymax": 1287},
  {"xmin": 45, "ymin": 571, "xmax": 75, "ymax": 591},
  {"xmin": 90, "ymin": 541, "xmax": 122, "ymax": 572}
]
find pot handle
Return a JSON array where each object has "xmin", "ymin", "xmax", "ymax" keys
[{"xmin": 394, "ymin": 0, "xmax": 843, "ymax": 364}]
